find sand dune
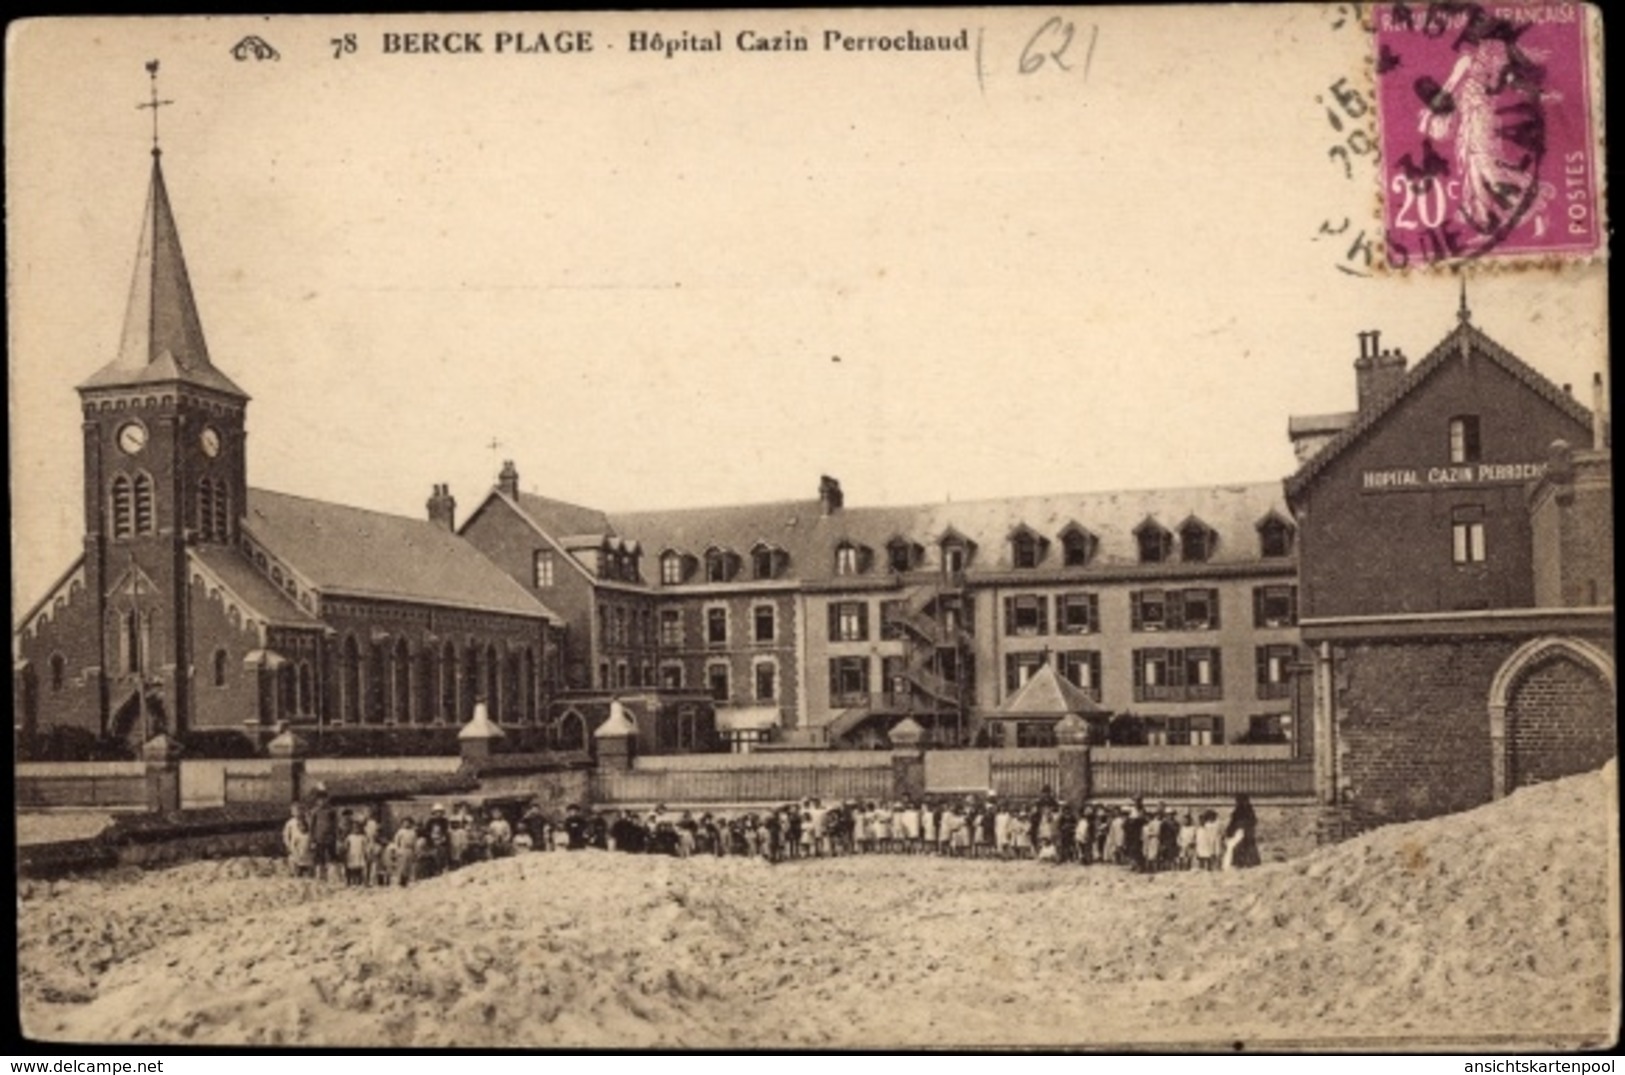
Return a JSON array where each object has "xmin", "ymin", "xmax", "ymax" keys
[{"xmin": 20, "ymin": 763, "xmax": 1618, "ymax": 1048}]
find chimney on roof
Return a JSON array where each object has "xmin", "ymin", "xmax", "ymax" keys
[
  {"xmin": 427, "ymin": 483, "xmax": 457, "ymax": 531},
  {"xmin": 1354, "ymin": 330, "xmax": 1407, "ymax": 412},
  {"xmin": 497, "ymin": 460, "xmax": 519, "ymax": 499},
  {"xmin": 819, "ymin": 475, "xmax": 844, "ymax": 516}
]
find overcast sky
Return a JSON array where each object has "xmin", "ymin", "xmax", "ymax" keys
[{"xmin": 8, "ymin": 11, "xmax": 1608, "ymax": 611}]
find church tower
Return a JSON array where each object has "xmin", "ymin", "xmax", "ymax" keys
[{"xmin": 75, "ymin": 135, "xmax": 249, "ymax": 740}]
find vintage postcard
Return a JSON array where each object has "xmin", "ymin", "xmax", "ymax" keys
[{"xmin": 8, "ymin": 6, "xmax": 1615, "ymax": 1052}]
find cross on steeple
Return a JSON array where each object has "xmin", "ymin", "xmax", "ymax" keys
[{"xmin": 137, "ymin": 60, "xmax": 173, "ymax": 156}]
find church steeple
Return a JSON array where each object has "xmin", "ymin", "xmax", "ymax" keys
[{"xmin": 79, "ymin": 148, "xmax": 246, "ymax": 398}]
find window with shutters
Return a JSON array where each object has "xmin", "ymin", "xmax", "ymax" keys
[
  {"xmin": 829, "ymin": 656, "xmax": 870, "ymax": 705},
  {"xmin": 1256, "ymin": 643, "xmax": 1298, "ymax": 699},
  {"xmin": 1003, "ymin": 594, "xmax": 1049, "ymax": 637},
  {"xmin": 1131, "ymin": 589, "xmax": 1167, "ymax": 631},
  {"xmin": 1005, "ymin": 651, "xmax": 1046, "ymax": 691},
  {"xmin": 1253, "ymin": 585, "xmax": 1298, "ymax": 627},
  {"xmin": 1058, "ymin": 592, "xmax": 1098, "ymax": 634},
  {"xmin": 1178, "ymin": 588, "xmax": 1219, "ymax": 630},
  {"xmin": 829, "ymin": 601, "xmax": 869, "ymax": 642},
  {"xmin": 1183, "ymin": 647, "xmax": 1222, "ymax": 699},
  {"xmin": 1057, "ymin": 650, "xmax": 1102, "ymax": 698}
]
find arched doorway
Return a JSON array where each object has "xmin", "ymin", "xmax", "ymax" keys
[{"xmin": 1488, "ymin": 637, "xmax": 1616, "ymax": 798}]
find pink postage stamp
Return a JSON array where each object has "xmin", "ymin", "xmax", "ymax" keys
[{"xmin": 1373, "ymin": 2, "xmax": 1602, "ymax": 267}]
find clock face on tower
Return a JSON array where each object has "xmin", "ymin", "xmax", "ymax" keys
[
  {"xmin": 116, "ymin": 422, "xmax": 148, "ymax": 455},
  {"xmin": 200, "ymin": 426, "xmax": 221, "ymax": 458}
]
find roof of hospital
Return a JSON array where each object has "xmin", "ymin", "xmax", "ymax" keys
[
  {"xmin": 474, "ymin": 478, "xmax": 1295, "ymax": 589},
  {"xmin": 1285, "ymin": 319, "xmax": 1594, "ymax": 501},
  {"xmin": 245, "ymin": 488, "xmax": 559, "ymax": 620}
]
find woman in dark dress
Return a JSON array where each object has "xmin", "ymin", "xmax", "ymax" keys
[{"xmin": 1224, "ymin": 793, "xmax": 1261, "ymax": 869}]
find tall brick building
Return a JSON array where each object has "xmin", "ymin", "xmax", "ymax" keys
[
  {"xmin": 1285, "ymin": 295, "xmax": 1614, "ymax": 830},
  {"xmin": 13, "ymin": 153, "xmax": 564, "ymax": 754},
  {"xmin": 461, "ymin": 472, "xmax": 1309, "ymax": 754}
]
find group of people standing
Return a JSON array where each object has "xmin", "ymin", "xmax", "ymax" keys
[
  {"xmin": 281, "ymin": 784, "xmax": 1263, "ymax": 882},
  {"xmin": 281, "ymin": 784, "xmax": 521, "ymax": 886}
]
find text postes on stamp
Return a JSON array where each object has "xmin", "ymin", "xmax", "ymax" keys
[{"xmin": 1374, "ymin": 2, "xmax": 1601, "ymax": 268}]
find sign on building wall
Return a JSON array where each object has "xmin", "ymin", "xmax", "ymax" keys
[{"xmin": 1360, "ymin": 463, "xmax": 1547, "ymax": 493}]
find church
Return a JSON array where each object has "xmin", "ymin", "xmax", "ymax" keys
[{"xmin": 13, "ymin": 149, "xmax": 565, "ymax": 755}]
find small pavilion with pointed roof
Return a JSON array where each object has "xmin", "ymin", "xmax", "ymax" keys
[{"xmin": 985, "ymin": 659, "xmax": 1109, "ymax": 748}]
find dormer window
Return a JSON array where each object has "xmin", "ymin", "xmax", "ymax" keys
[
  {"xmin": 1010, "ymin": 526, "xmax": 1047, "ymax": 569},
  {"xmin": 1059, "ymin": 524, "xmax": 1097, "ymax": 568},
  {"xmin": 835, "ymin": 543, "xmax": 857, "ymax": 576},
  {"xmin": 834, "ymin": 541, "xmax": 871, "ymax": 576},
  {"xmin": 752, "ymin": 543, "xmax": 785, "ymax": 580},
  {"xmin": 1258, "ymin": 514, "xmax": 1295, "ymax": 559},
  {"xmin": 1179, "ymin": 518, "xmax": 1216, "ymax": 563},
  {"xmin": 1135, "ymin": 520, "xmax": 1173, "ymax": 564},
  {"xmin": 660, "ymin": 551, "xmax": 689, "ymax": 586},
  {"xmin": 939, "ymin": 528, "xmax": 975, "ymax": 574},
  {"xmin": 886, "ymin": 537, "xmax": 922, "ymax": 574},
  {"xmin": 1449, "ymin": 415, "xmax": 1481, "ymax": 464},
  {"xmin": 705, "ymin": 547, "xmax": 739, "ymax": 583}
]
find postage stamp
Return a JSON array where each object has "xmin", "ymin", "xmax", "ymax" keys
[{"xmin": 1373, "ymin": 1, "xmax": 1602, "ymax": 268}]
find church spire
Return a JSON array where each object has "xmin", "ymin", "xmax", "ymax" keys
[{"xmin": 80, "ymin": 65, "xmax": 246, "ymax": 398}]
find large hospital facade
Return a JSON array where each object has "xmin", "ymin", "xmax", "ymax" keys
[{"xmin": 14, "ymin": 148, "xmax": 1614, "ymax": 829}]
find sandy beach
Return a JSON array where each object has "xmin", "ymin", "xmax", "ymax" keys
[{"xmin": 19, "ymin": 763, "xmax": 1617, "ymax": 1049}]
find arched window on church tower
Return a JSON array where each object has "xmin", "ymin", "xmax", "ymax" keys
[
  {"xmin": 133, "ymin": 473, "xmax": 156, "ymax": 534},
  {"xmin": 49, "ymin": 653, "xmax": 66, "ymax": 692},
  {"xmin": 111, "ymin": 475, "xmax": 134, "ymax": 538},
  {"xmin": 198, "ymin": 478, "xmax": 215, "ymax": 540},
  {"xmin": 213, "ymin": 648, "xmax": 228, "ymax": 687},
  {"xmin": 214, "ymin": 483, "xmax": 230, "ymax": 541}
]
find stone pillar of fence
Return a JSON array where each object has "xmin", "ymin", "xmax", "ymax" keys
[
  {"xmin": 141, "ymin": 733, "xmax": 184, "ymax": 815},
  {"xmin": 267, "ymin": 726, "xmax": 307, "ymax": 805},
  {"xmin": 890, "ymin": 749, "xmax": 926, "ymax": 803},
  {"xmin": 1056, "ymin": 745, "xmax": 1091, "ymax": 809},
  {"xmin": 593, "ymin": 698, "xmax": 636, "ymax": 773},
  {"xmin": 458, "ymin": 700, "xmax": 506, "ymax": 763}
]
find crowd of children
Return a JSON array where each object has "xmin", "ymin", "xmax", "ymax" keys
[{"xmin": 282, "ymin": 784, "xmax": 1263, "ymax": 883}]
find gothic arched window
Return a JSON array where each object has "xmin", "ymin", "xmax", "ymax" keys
[
  {"xmin": 133, "ymin": 473, "xmax": 156, "ymax": 534},
  {"xmin": 111, "ymin": 475, "xmax": 134, "ymax": 538}
]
